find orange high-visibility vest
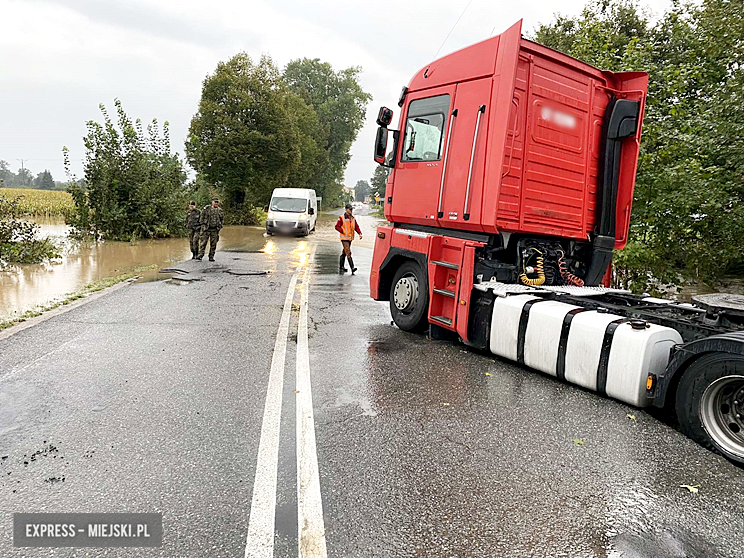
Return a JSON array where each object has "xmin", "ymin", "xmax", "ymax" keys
[{"xmin": 340, "ymin": 216, "xmax": 356, "ymax": 241}]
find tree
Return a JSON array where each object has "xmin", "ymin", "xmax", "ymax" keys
[
  {"xmin": 354, "ymin": 179, "xmax": 370, "ymax": 201},
  {"xmin": 15, "ymin": 167, "xmax": 33, "ymax": 188},
  {"xmin": 186, "ymin": 53, "xmax": 320, "ymax": 223},
  {"xmin": 533, "ymin": 0, "xmax": 744, "ymax": 290},
  {"xmin": 0, "ymin": 160, "xmax": 12, "ymax": 188},
  {"xmin": 370, "ymin": 165, "xmax": 389, "ymax": 198},
  {"xmin": 283, "ymin": 59, "xmax": 372, "ymax": 201},
  {"xmin": 65, "ymin": 99, "xmax": 187, "ymax": 240},
  {"xmin": 33, "ymin": 170, "xmax": 55, "ymax": 190}
]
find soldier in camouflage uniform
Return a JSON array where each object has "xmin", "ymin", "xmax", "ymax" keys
[
  {"xmin": 184, "ymin": 201, "xmax": 201, "ymax": 259},
  {"xmin": 197, "ymin": 197, "xmax": 224, "ymax": 261}
]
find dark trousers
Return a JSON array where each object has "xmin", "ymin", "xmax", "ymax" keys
[
  {"xmin": 188, "ymin": 228, "xmax": 200, "ymax": 254},
  {"xmin": 198, "ymin": 229, "xmax": 219, "ymax": 258}
]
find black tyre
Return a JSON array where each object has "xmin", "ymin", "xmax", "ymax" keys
[
  {"xmin": 389, "ymin": 260, "xmax": 429, "ymax": 332},
  {"xmin": 675, "ymin": 353, "xmax": 744, "ymax": 464}
]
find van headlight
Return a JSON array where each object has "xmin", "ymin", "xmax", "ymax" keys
[
  {"xmin": 298, "ymin": 214, "xmax": 307, "ymax": 221},
  {"xmin": 267, "ymin": 211, "xmax": 275, "ymax": 220}
]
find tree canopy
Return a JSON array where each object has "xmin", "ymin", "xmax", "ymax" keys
[
  {"xmin": 354, "ymin": 179, "xmax": 370, "ymax": 201},
  {"xmin": 370, "ymin": 165, "xmax": 389, "ymax": 198},
  {"xmin": 186, "ymin": 53, "xmax": 371, "ymax": 223},
  {"xmin": 533, "ymin": 0, "xmax": 744, "ymax": 289},
  {"xmin": 65, "ymin": 100, "xmax": 188, "ymax": 240}
]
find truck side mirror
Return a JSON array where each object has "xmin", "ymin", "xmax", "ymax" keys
[
  {"xmin": 374, "ymin": 126, "xmax": 388, "ymax": 164},
  {"xmin": 263, "ymin": 205, "xmax": 269, "ymax": 212},
  {"xmin": 308, "ymin": 207, "xmax": 314, "ymax": 215},
  {"xmin": 376, "ymin": 106, "xmax": 393, "ymax": 127}
]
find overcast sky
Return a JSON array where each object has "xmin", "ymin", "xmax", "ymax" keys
[{"xmin": 0, "ymin": 0, "xmax": 672, "ymax": 190}]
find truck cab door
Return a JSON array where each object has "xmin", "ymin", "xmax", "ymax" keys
[
  {"xmin": 438, "ymin": 78, "xmax": 492, "ymax": 231},
  {"xmin": 389, "ymin": 86, "xmax": 455, "ymax": 227}
]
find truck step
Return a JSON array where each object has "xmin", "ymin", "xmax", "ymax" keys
[
  {"xmin": 432, "ymin": 260, "xmax": 459, "ymax": 270},
  {"xmin": 430, "ymin": 315, "xmax": 453, "ymax": 326},
  {"xmin": 433, "ymin": 288, "xmax": 456, "ymax": 298}
]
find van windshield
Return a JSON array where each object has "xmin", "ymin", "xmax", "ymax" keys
[{"xmin": 270, "ymin": 197, "xmax": 307, "ymax": 213}]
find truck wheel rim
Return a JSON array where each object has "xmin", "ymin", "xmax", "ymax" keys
[
  {"xmin": 393, "ymin": 274, "xmax": 418, "ymax": 313},
  {"xmin": 700, "ymin": 375, "xmax": 744, "ymax": 459}
]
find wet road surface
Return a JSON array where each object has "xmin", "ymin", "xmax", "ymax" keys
[{"xmin": 1, "ymin": 206, "xmax": 744, "ymax": 557}]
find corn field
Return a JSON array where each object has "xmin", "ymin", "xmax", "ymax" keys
[{"xmin": 0, "ymin": 188, "xmax": 75, "ymax": 217}]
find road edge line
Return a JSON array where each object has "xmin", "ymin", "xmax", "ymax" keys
[{"xmin": 0, "ymin": 278, "xmax": 137, "ymax": 343}]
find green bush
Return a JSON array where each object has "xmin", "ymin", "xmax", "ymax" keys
[
  {"xmin": 0, "ymin": 196, "xmax": 60, "ymax": 265},
  {"xmin": 65, "ymin": 100, "xmax": 188, "ymax": 241}
]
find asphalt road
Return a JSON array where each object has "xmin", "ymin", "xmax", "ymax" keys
[{"xmin": 1, "ymin": 207, "xmax": 744, "ymax": 557}]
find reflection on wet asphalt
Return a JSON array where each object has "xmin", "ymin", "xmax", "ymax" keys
[{"xmin": 0, "ymin": 205, "xmax": 742, "ymax": 557}]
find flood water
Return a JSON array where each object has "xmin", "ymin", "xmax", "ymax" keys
[
  {"xmin": 0, "ymin": 219, "xmax": 268, "ymax": 322},
  {"xmin": 0, "ymin": 210, "xmax": 385, "ymax": 324}
]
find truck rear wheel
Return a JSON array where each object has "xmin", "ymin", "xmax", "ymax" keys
[
  {"xmin": 675, "ymin": 353, "xmax": 744, "ymax": 464},
  {"xmin": 389, "ymin": 261, "xmax": 429, "ymax": 332}
]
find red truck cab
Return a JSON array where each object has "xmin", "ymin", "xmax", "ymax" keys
[{"xmin": 371, "ymin": 20, "xmax": 648, "ymax": 337}]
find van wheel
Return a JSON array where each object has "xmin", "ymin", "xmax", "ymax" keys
[
  {"xmin": 675, "ymin": 353, "xmax": 744, "ymax": 465},
  {"xmin": 389, "ymin": 261, "xmax": 429, "ymax": 332}
]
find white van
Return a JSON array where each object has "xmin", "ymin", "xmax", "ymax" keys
[{"xmin": 265, "ymin": 188, "xmax": 318, "ymax": 236}]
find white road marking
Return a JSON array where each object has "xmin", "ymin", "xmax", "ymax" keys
[
  {"xmin": 296, "ymin": 248, "xmax": 327, "ymax": 557},
  {"xmin": 245, "ymin": 271, "xmax": 299, "ymax": 558}
]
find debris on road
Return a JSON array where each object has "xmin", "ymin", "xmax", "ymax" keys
[
  {"xmin": 626, "ymin": 414, "xmax": 637, "ymax": 421},
  {"xmin": 680, "ymin": 484, "xmax": 700, "ymax": 494},
  {"xmin": 224, "ymin": 269, "xmax": 269, "ymax": 276},
  {"xmin": 572, "ymin": 438, "xmax": 585, "ymax": 446}
]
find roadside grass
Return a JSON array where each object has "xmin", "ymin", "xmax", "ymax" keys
[
  {"xmin": 0, "ymin": 264, "xmax": 158, "ymax": 331},
  {"xmin": 371, "ymin": 205, "xmax": 386, "ymax": 219},
  {"xmin": 0, "ymin": 188, "xmax": 75, "ymax": 217}
]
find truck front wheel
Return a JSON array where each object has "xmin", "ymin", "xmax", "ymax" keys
[
  {"xmin": 389, "ymin": 261, "xmax": 429, "ymax": 332},
  {"xmin": 676, "ymin": 353, "xmax": 744, "ymax": 464}
]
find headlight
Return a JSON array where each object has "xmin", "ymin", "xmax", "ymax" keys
[
  {"xmin": 266, "ymin": 211, "xmax": 274, "ymax": 220},
  {"xmin": 298, "ymin": 214, "xmax": 307, "ymax": 221}
]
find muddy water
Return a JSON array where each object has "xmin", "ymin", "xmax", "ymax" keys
[
  {"xmin": 0, "ymin": 219, "xmax": 268, "ymax": 322},
  {"xmin": 0, "ymin": 210, "xmax": 385, "ymax": 323}
]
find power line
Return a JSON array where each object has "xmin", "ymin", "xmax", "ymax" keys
[{"xmin": 428, "ymin": 0, "xmax": 476, "ymax": 68}]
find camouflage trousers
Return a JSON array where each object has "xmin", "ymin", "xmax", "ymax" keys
[
  {"xmin": 188, "ymin": 228, "xmax": 200, "ymax": 255},
  {"xmin": 198, "ymin": 229, "xmax": 220, "ymax": 259}
]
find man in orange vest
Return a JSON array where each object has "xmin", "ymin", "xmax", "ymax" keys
[{"xmin": 334, "ymin": 203, "xmax": 363, "ymax": 274}]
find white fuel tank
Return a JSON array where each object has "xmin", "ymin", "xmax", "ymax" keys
[
  {"xmin": 489, "ymin": 295, "xmax": 540, "ymax": 361},
  {"xmin": 487, "ymin": 294, "xmax": 683, "ymax": 409},
  {"xmin": 564, "ymin": 311, "xmax": 626, "ymax": 391},
  {"xmin": 605, "ymin": 323, "xmax": 682, "ymax": 406},
  {"xmin": 523, "ymin": 300, "xmax": 583, "ymax": 376}
]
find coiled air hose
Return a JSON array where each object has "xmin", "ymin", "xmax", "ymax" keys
[
  {"xmin": 519, "ymin": 249, "xmax": 546, "ymax": 286},
  {"xmin": 558, "ymin": 250, "xmax": 584, "ymax": 287}
]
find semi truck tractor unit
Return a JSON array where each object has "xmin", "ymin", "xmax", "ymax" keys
[{"xmin": 369, "ymin": 20, "xmax": 744, "ymax": 465}]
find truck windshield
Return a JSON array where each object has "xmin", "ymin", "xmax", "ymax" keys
[
  {"xmin": 401, "ymin": 94, "xmax": 450, "ymax": 162},
  {"xmin": 270, "ymin": 197, "xmax": 307, "ymax": 212}
]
